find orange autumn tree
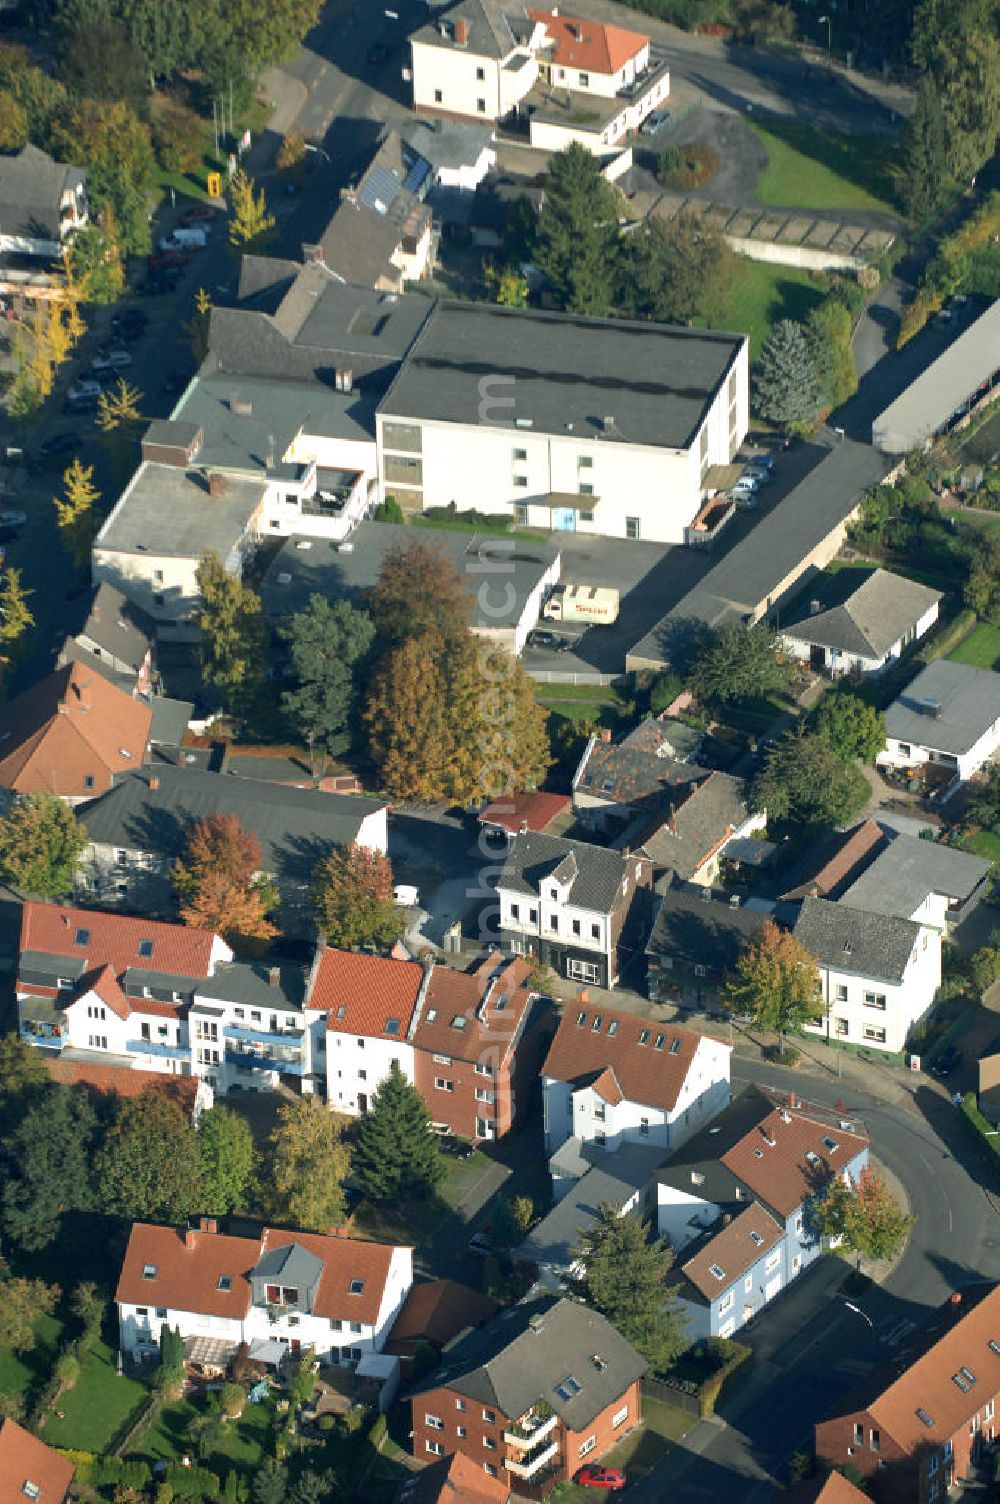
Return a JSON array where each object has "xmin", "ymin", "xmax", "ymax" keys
[
  {"xmin": 312, "ymin": 841, "xmax": 405, "ymax": 950},
  {"xmin": 722, "ymin": 918, "xmax": 820, "ymax": 1048},
  {"xmin": 173, "ymin": 813, "xmax": 278, "ymax": 949}
]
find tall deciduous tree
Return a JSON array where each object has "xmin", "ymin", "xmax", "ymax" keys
[
  {"xmin": 365, "ymin": 633, "xmax": 454, "ymax": 802},
  {"xmin": 228, "ymin": 168, "xmax": 276, "ymax": 251},
  {"xmin": 53, "ymin": 456, "xmax": 100, "ymax": 568},
  {"xmin": 312, "ymin": 841, "xmax": 404, "ymax": 950},
  {"xmin": 812, "ymin": 689, "xmax": 886, "ymax": 764},
  {"xmin": 535, "ymin": 142, "xmax": 621, "ymax": 316},
  {"xmin": 723, "ymin": 919, "xmax": 820, "ymax": 1046},
  {"xmin": 173, "ymin": 812, "xmax": 279, "ymax": 948},
  {"xmin": 0, "ymin": 565, "xmax": 34, "ymax": 679},
  {"xmin": 805, "ymin": 297, "xmax": 857, "ymax": 411},
  {"xmin": 195, "ymin": 550, "xmax": 267, "ymax": 713},
  {"xmin": 267, "ymin": 1097, "xmax": 350, "ymax": 1231},
  {"xmin": 0, "ymin": 1037, "xmax": 50, "ymax": 1133},
  {"xmin": 367, "ymin": 539, "xmax": 471, "ymax": 647},
  {"xmin": 50, "ymin": 98, "xmax": 156, "ymax": 255},
  {"xmin": 752, "ymin": 319, "xmax": 822, "ymax": 428},
  {"xmin": 197, "ymin": 1105, "xmax": 256, "ymax": 1214},
  {"xmin": 816, "ymin": 1167, "xmax": 913, "ymax": 1267},
  {"xmin": 97, "ymin": 1095, "xmax": 205, "ymax": 1223},
  {"xmin": 752, "ymin": 729, "xmax": 870, "ymax": 829},
  {"xmin": 689, "ymin": 624, "xmax": 787, "ymax": 705},
  {"xmin": 617, "ymin": 211, "xmax": 734, "ymax": 324},
  {"xmin": 576, "ymin": 1203, "xmax": 687, "ymax": 1373},
  {"xmin": 0, "ymin": 1273, "xmax": 59, "ymax": 1352},
  {"xmin": 0, "ymin": 793, "xmax": 87, "ymax": 897},
  {"xmin": 281, "ymin": 596, "xmax": 374, "ymax": 767},
  {"xmin": 3, "ymin": 1086, "xmax": 98, "ymax": 1251},
  {"xmin": 351, "ymin": 1061, "xmax": 444, "ymax": 1203}
]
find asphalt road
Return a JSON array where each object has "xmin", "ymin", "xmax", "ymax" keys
[{"xmin": 623, "ymin": 1054, "xmax": 1000, "ymax": 1501}]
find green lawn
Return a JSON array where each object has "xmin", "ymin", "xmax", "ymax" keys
[
  {"xmin": 354, "ymin": 1148, "xmax": 493, "ymax": 1244},
  {"xmin": 550, "ymin": 1395, "xmax": 691, "ymax": 1499},
  {"xmin": 750, "ymin": 121, "xmax": 902, "ymax": 214},
  {"xmin": 963, "ymin": 830, "xmax": 1000, "ymax": 864},
  {"xmin": 721, "ymin": 259, "xmax": 827, "ymax": 360},
  {"xmin": 948, "ymin": 622, "xmax": 1000, "ymax": 671},
  {"xmin": 131, "ymin": 1391, "xmax": 275, "ymax": 1474},
  {"xmin": 0, "ymin": 1315, "xmax": 64, "ymax": 1405},
  {"xmin": 40, "ymin": 1340, "xmax": 148, "ymax": 1453}
]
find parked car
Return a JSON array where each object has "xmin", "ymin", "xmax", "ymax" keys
[
  {"xmin": 65, "ymin": 379, "xmax": 102, "ymax": 411},
  {"xmin": 640, "ymin": 108, "xmax": 671, "ymax": 134},
  {"xmin": 741, "ymin": 451, "xmax": 774, "ymax": 471},
  {"xmin": 930, "ymin": 1045, "xmax": 962, "ymax": 1078},
  {"xmin": 575, "ymin": 1466, "xmax": 627, "ymax": 1490},
  {"xmin": 148, "ymin": 249, "xmax": 189, "ymax": 272},
  {"xmin": 527, "ymin": 628, "xmax": 571, "ymax": 651},
  {"xmin": 730, "ymin": 483, "xmax": 758, "ymax": 508},
  {"xmin": 159, "ymin": 226, "xmax": 208, "ymax": 252},
  {"xmin": 743, "ymin": 465, "xmax": 771, "ymax": 485},
  {"xmin": 468, "ymin": 1229, "xmax": 492, "ymax": 1257},
  {"xmin": 0, "ymin": 509, "xmax": 27, "ymax": 527},
  {"xmin": 92, "ymin": 348, "xmax": 133, "ymax": 377},
  {"xmin": 180, "ymin": 203, "xmax": 217, "ymax": 226},
  {"xmin": 38, "ymin": 431, "xmax": 80, "ymax": 458}
]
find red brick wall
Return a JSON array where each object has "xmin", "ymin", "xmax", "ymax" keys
[
  {"xmin": 564, "ymin": 1380, "xmax": 642, "ymax": 1477},
  {"xmin": 411, "ymin": 1382, "xmax": 510, "ymax": 1477},
  {"xmin": 413, "ymin": 1051, "xmax": 501, "ymax": 1141},
  {"xmin": 816, "ymin": 1405, "xmax": 1000, "ymax": 1504}
]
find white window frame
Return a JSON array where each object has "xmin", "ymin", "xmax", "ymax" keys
[
  {"xmin": 612, "ymin": 1403, "xmax": 629, "ymax": 1428},
  {"xmin": 578, "ymin": 1435, "xmax": 597, "ymax": 1458}
]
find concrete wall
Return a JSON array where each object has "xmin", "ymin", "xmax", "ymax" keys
[{"xmin": 727, "ymin": 239, "xmax": 866, "ymax": 274}]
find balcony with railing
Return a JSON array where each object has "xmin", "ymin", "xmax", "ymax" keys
[
  {"xmin": 18, "ymin": 998, "xmax": 66, "ymax": 1049},
  {"xmin": 504, "ymin": 1408, "xmax": 558, "ymax": 1448},
  {"xmin": 505, "ymin": 1438, "xmax": 560, "ymax": 1480},
  {"xmin": 126, "ymin": 1038, "xmax": 191, "ymax": 1061},
  {"xmin": 223, "ymin": 1024, "xmax": 305, "ymax": 1049},
  {"xmin": 225, "ymin": 1042, "xmax": 306, "ymax": 1076}
]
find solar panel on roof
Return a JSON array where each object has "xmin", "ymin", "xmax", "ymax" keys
[
  {"xmin": 402, "ymin": 157, "xmax": 431, "ymax": 196},
  {"xmin": 358, "ymin": 165, "xmax": 402, "ymax": 215}
]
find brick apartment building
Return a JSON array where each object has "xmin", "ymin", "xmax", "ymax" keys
[
  {"xmin": 815, "ymin": 1283, "xmax": 1000, "ymax": 1503},
  {"xmin": 411, "ymin": 1296, "xmax": 645, "ymax": 1496}
]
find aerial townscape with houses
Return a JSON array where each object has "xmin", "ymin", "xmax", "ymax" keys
[{"xmin": 1, "ymin": 0, "xmax": 1000, "ymax": 1502}]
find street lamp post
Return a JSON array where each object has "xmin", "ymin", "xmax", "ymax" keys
[
  {"xmin": 304, "ymin": 143, "xmax": 331, "ymax": 164},
  {"xmin": 818, "ymin": 14, "xmax": 832, "ymax": 63}
]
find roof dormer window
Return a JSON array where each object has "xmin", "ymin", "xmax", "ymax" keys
[
  {"xmin": 74, "ymin": 927, "xmax": 91, "ymax": 945},
  {"xmin": 349, "ymin": 1279, "xmax": 365, "ymax": 1295},
  {"xmin": 138, "ymin": 939, "xmax": 154, "ymax": 958},
  {"xmin": 142, "ymin": 1263, "xmax": 158, "ymax": 1280}
]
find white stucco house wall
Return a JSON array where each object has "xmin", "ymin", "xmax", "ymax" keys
[
  {"xmin": 779, "ymin": 569, "xmax": 941, "ymax": 678},
  {"xmin": 878, "ymin": 660, "xmax": 1000, "ymax": 784}
]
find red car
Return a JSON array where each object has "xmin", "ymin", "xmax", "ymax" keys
[
  {"xmin": 148, "ymin": 249, "xmax": 189, "ymax": 271},
  {"xmin": 180, "ymin": 204, "xmax": 216, "ymax": 225},
  {"xmin": 575, "ymin": 1465, "xmax": 627, "ymax": 1490}
]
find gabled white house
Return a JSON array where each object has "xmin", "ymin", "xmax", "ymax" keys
[
  {"xmin": 879, "ymin": 659, "xmax": 1000, "ymax": 784},
  {"xmin": 541, "ymin": 1001, "xmax": 731, "ymax": 1177},
  {"xmin": 116, "ymin": 1220, "xmax": 413, "ymax": 1370}
]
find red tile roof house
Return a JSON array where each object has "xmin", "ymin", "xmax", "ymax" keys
[
  {"xmin": 400, "ymin": 1449, "xmax": 511, "ymax": 1504},
  {"xmin": 410, "ymin": 1296, "xmax": 645, "ymax": 1496},
  {"xmin": 541, "ymin": 1001, "xmax": 731, "ymax": 1187},
  {"xmin": 815, "ymin": 1283, "xmax": 1000, "ymax": 1504},
  {"xmin": 0, "ymin": 660, "xmax": 151, "ymax": 801},
  {"xmin": 15, "ymin": 902, "xmax": 231, "ymax": 1098},
  {"xmin": 385, "ymin": 1278, "xmax": 498, "ymax": 1378},
  {"xmin": 116, "ymin": 1219, "xmax": 413, "ymax": 1377},
  {"xmin": 0, "ymin": 1419, "xmax": 74, "ymax": 1504},
  {"xmin": 316, "ymin": 948, "xmax": 548, "ymax": 1141},
  {"xmin": 652, "ymin": 1086, "xmax": 869, "ymax": 1343}
]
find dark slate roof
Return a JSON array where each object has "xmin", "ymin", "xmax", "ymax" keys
[
  {"xmin": 641, "ymin": 771, "xmax": 751, "ymax": 882},
  {"xmin": 405, "ymin": 120, "xmax": 495, "ymax": 174},
  {"xmin": 313, "ymin": 129, "xmax": 432, "ymax": 287},
  {"xmin": 412, "ymin": 1295, "xmax": 647, "ymax": 1428},
  {"xmin": 122, "ymin": 966, "xmax": 204, "ymax": 998},
  {"xmin": 574, "ymin": 719, "xmax": 704, "ymax": 805},
  {"xmin": 56, "ymin": 639, "xmax": 136, "ymax": 696},
  {"xmin": 76, "ymin": 583, "xmax": 156, "ymax": 672},
  {"xmin": 839, "ymin": 832, "xmax": 991, "ymax": 920},
  {"xmin": 646, "ymin": 884, "xmax": 771, "ymax": 971},
  {"xmin": 885, "ymin": 660, "xmax": 1000, "ymax": 756},
  {"xmin": 499, "ymin": 830, "xmax": 639, "ymax": 912},
  {"xmin": 627, "ymin": 440, "xmax": 891, "ymax": 666},
  {"xmin": 412, "ymin": 0, "xmax": 526, "ymax": 58},
  {"xmin": 251, "ymin": 1241, "xmax": 325, "ymax": 1289},
  {"xmin": 148, "ymin": 698, "xmax": 194, "ymax": 749},
  {"xmin": 781, "ymin": 568, "xmax": 941, "ymax": 661},
  {"xmin": 792, "ymin": 896, "xmax": 919, "ymax": 985},
  {"xmin": 379, "ymin": 300, "xmax": 746, "ymax": 451},
  {"xmin": 520, "ymin": 1142, "xmax": 666, "ymax": 1273},
  {"xmin": 197, "ymin": 959, "xmax": 307, "ymax": 1012},
  {"xmin": 79, "ymin": 766, "xmax": 385, "ymax": 886},
  {"xmin": 0, "ymin": 144, "xmax": 85, "ymax": 239}
]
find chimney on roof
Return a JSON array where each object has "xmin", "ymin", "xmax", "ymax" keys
[
  {"xmin": 199, "ymin": 1217, "xmax": 218, "ymax": 1234},
  {"xmin": 208, "ymin": 472, "xmax": 227, "ymax": 498},
  {"xmin": 454, "ymin": 16, "xmax": 470, "ymax": 45},
  {"xmin": 810, "ymin": 599, "xmax": 821, "ymax": 616},
  {"xmin": 951, "ymin": 1291, "xmax": 963, "ymax": 1304},
  {"xmin": 268, "ymin": 965, "xmax": 280, "ymax": 988},
  {"xmin": 149, "ymin": 776, "xmax": 159, "ymax": 791},
  {"xmin": 230, "ymin": 396, "xmax": 252, "ymax": 417},
  {"xmin": 578, "ymin": 988, "xmax": 589, "ymax": 1004},
  {"xmin": 722, "ymin": 1212, "xmax": 731, "ymax": 1226},
  {"xmin": 73, "ymin": 679, "xmax": 92, "ymax": 711},
  {"xmin": 598, "ymin": 727, "xmax": 612, "ymax": 743},
  {"xmin": 184, "ymin": 1227, "xmax": 197, "ymax": 1250}
]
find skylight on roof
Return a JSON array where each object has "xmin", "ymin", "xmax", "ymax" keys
[
  {"xmin": 74, "ymin": 927, "xmax": 91, "ymax": 946},
  {"xmin": 218, "ymin": 1275, "xmax": 232, "ymax": 1292},
  {"xmin": 953, "ymin": 1372, "xmax": 972, "ymax": 1392},
  {"xmin": 654, "ymin": 1034, "xmax": 665, "ymax": 1050},
  {"xmin": 426, "ymin": 1008, "xmax": 437, "ymax": 1022},
  {"xmin": 555, "ymin": 1374, "xmax": 582, "ymax": 1402},
  {"xmin": 142, "ymin": 1263, "xmax": 158, "ymax": 1280},
  {"xmin": 753, "ymin": 1148, "xmax": 764, "ymax": 1159},
  {"xmin": 591, "ymin": 1015, "xmax": 603, "ymax": 1032},
  {"xmin": 577, "ymin": 1011, "xmax": 587, "ymax": 1026},
  {"xmin": 638, "ymin": 1029, "xmax": 650, "ymax": 1046},
  {"xmin": 821, "ymin": 1136, "xmax": 839, "ymax": 1153},
  {"xmin": 991, "ymin": 1340, "xmax": 1000, "ymax": 1356},
  {"xmin": 138, "ymin": 939, "xmax": 154, "ymax": 958},
  {"xmin": 750, "ymin": 1231, "xmax": 764, "ymax": 1246},
  {"xmin": 960, "ymin": 1366, "xmax": 976, "ymax": 1384},
  {"xmin": 385, "ymin": 1018, "xmax": 400, "ymax": 1036},
  {"xmin": 607, "ymin": 1020, "xmax": 618, "ymax": 1037},
  {"xmin": 336, "ymin": 1004, "xmax": 346, "ymax": 1019},
  {"xmin": 709, "ymin": 1264, "xmax": 725, "ymax": 1280},
  {"xmin": 916, "ymin": 1408, "xmax": 934, "ymax": 1428},
  {"xmin": 451, "ymin": 1015, "xmax": 467, "ymax": 1030},
  {"xmin": 349, "ymin": 1279, "xmax": 365, "ymax": 1295},
  {"xmin": 669, "ymin": 1037, "xmax": 681, "ymax": 1054}
]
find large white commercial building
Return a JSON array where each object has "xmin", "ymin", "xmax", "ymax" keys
[{"xmin": 377, "ymin": 302, "xmax": 748, "ymax": 543}]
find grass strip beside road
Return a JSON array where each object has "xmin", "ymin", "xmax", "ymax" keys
[{"xmin": 750, "ymin": 120, "xmax": 902, "ymax": 214}]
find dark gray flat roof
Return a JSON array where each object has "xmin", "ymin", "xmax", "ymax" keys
[
  {"xmin": 379, "ymin": 300, "xmax": 746, "ymax": 451},
  {"xmin": 260, "ymin": 522, "xmax": 558, "ymax": 629},
  {"xmin": 197, "ymin": 959, "xmax": 307, "ymax": 1011},
  {"xmin": 840, "ymin": 832, "xmax": 991, "ymax": 919},
  {"xmin": 174, "ymin": 372, "xmax": 378, "ymax": 461},
  {"xmin": 781, "ymin": 567, "xmax": 941, "ymax": 660},
  {"xmin": 96, "ymin": 465, "xmax": 266, "ymax": 560}
]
